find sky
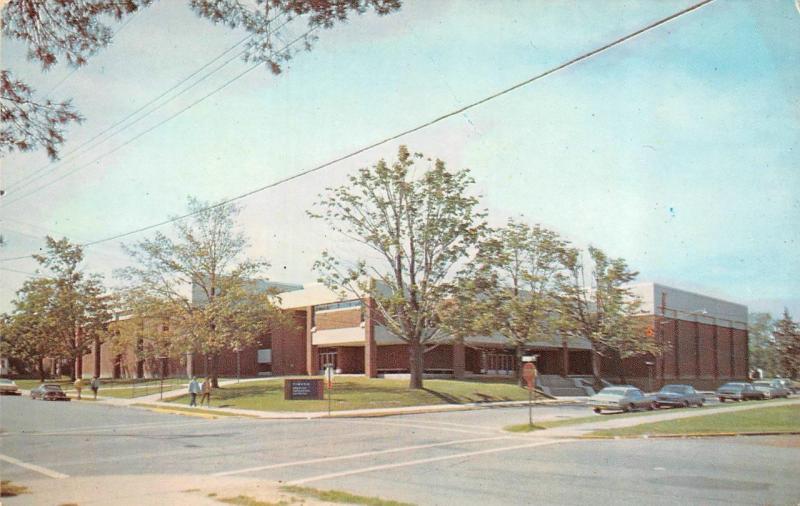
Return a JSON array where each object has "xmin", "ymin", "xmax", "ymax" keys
[{"xmin": 1, "ymin": 0, "xmax": 798, "ymax": 318}]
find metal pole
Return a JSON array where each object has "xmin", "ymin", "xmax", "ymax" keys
[{"xmin": 528, "ymin": 384, "xmax": 532, "ymax": 426}]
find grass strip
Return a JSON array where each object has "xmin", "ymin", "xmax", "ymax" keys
[
  {"xmin": 591, "ymin": 404, "xmax": 800, "ymax": 437},
  {"xmin": 281, "ymin": 485, "xmax": 414, "ymax": 506},
  {"xmin": 504, "ymin": 398, "xmax": 795, "ymax": 432},
  {"xmin": 1, "ymin": 480, "xmax": 30, "ymax": 497},
  {"xmin": 216, "ymin": 495, "xmax": 288, "ymax": 506}
]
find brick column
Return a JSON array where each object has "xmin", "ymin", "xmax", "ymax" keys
[
  {"xmin": 712, "ymin": 319, "xmax": 719, "ymax": 379},
  {"xmin": 305, "ymin": 306, "xmax": 318, "ymax": 375},
  {"xmin": 694, "ymin": 319, "xmax": 700, "ymax": 378},
  {"xmin": 452, "ymin": 338, "xmax": 465, "ymax": 379},
  {"xmin": 75, "ymin": 328, "xmax": 83, "ymax": 378},
  {"xmin": 561, "ymin": 335, "xmax": 570, "ymax": 377},
  {"xmin": 364, "ymin": 298, "xmax": 378, "ymax": 378}
]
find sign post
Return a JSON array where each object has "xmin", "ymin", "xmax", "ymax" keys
[
  {"xmin": 324, "ymin": 363, "xmax": 335, "ymax": 417},
  {"xmin": 522, "ymin": 355, "xmax": 538, "ymax": 427}
]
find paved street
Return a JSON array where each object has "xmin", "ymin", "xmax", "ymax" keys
[{"xmin": 2, "ymin": 396, "xmax": 799, "ymax": 505}]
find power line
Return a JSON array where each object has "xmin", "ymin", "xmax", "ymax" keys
[
  {"xmin": 6, "ymin": 12, "xmax": 291, "ymax": 195},
  {"xmin": 5, "ymin": 33, "xmax": 254, "ymax": 194},
  {"xmin": 1, "ymin": 24, "xmax": 312, "ymax": 208},
  {"xmin": 0, "ymin": 0, "xmax": 716, "ymax": 262}
]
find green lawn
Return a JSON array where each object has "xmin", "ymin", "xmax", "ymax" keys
[
  {"xmin": 164, "ymin": 377, "xmax": 538, "ymax": 412},
  {"xmin": 591, "ymin": 404, "xmax": 800, "ymax": 437},
  {"xmin": 504, "ymin": 398, "xmax": 795, "ymax": 432}
]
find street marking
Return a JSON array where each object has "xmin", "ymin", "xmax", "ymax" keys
[
  {"xmin": 287, "ymin": 439, "xmax": 573, "ymax": 485},
  {"xmin": 338, "ymin": 418, "xmax": 497, "ymax": 436},
  {"xmin": 4, "ymin": 419, "xmax": 219, "ymax": 437},
  {"xmin": 0, "ymin": 453, "xmax": 69, "ymax": 479},
  {"xmin": 213, "ymin": 435, "xmax": 514, "ymax": 477}
]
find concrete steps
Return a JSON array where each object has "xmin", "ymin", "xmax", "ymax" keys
[{"xmin": 538, "ymin": 374, "xmax": 595, "ymax": 397}]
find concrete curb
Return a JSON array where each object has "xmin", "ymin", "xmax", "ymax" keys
[{"xmin": 578, "ymin": 431, "xmax": 800, "ymax": 440}]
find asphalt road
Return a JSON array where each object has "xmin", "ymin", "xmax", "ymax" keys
[{"xmin": 1, "ymin": 396, "xmax": 799, "ymax": 505}]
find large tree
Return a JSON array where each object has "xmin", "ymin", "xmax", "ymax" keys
[
  {"xmin": 1, "ymin": 0, "xmax": 401, "ymax": 161},
  {"xmin": 311, "ymin": 146, "xmax": 485, "ymax": 389},
  {"xmin": 470, "ymin": 219, "xmax": 569, "ymax": 384},
  {"xmin": 2, "ymin": 237, "xmax": 110, "ymax": 380},
  {"xmin": 1, "ymin": 280, "xmax": 64, "ymax": 380},
  {"xmin": 118, "ymin": 197, "xmax": 287, "ymax": 387},
  {"xmin": 559, "ymin": 246, "xmax": 656, "ymax": 388},
  {"xmin": 773, "ymin": 309, "xmax": 800, "ymax": 379}
]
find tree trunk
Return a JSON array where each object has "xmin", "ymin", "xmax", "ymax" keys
[
  {"xmin": 408, "ymin": 338, "xmax": 424, "ymax": 390},
  {"xmin": 515, "ymin": 344, "xmax": 524, "ymax": 387},
  {"xmin": 38, "ymin": 357, "xmax": 46, "ymax": 382},
  {"xmin": 591, "ymin": 349, "xmax": 603, "ymax": 391},
  {"xmin": 211, "ymin": 353, "xmax": 220, "ymax": 388}
]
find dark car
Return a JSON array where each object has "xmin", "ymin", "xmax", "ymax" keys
[
  {"xmin": 716, "ymin": 382, "xmax": 764, "ymax": 402},
  {"xmin": 30, "ymin": 384, "xmax": 70, "ymax": 401},
  {"xmin": 653, "ymin": 384, "xmax": 705, "ymax": 408},
  {"xmin": 752, "ymin": 380, "xmax": 791, "ymax": 399}
]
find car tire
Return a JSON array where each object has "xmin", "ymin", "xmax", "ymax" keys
[
  {"xmin": 624, "ymin": 403, "xmax": 634, "ymax": 412},
  {"xmin": 682, "ymin": 400, "xmax": 690, "ymax": 408},
  {"xmin": 654, "ymin": 402, "xmax": 661, "ymax": 409},
  {"xmin": 648, "ymin": 402, "xmax": 655, "ymax": 411},
  {"xmin": 697, "ymin": 400, "xmax": 704, "ymax": 407},
  {"xmin": 593, "ymin": 407, "xmax": 601, "ymax": 414},
  {"xmin": 719, "ymin": 397, "xmax": 725, "ymax": 402}
]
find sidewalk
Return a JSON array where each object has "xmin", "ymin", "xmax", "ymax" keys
[
  {"xmin": 42, "ymin": 377, "xmax": 578, "ymax": 419},
  {"xmin": 525, "ymin": 398, "xmax": 800, "ymax": 439}
]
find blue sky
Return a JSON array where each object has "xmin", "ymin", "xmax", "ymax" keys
[{"xmin": 1, "ymin": 0, "xmax": 798, "ymax": 318}]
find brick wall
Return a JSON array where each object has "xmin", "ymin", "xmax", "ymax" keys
[{"xmin": 315, "ymin": 308, "xmax": 362, "ymax": 330}]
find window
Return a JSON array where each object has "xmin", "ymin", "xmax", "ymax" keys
[{"xmin": 257, "ymin": 349, "xmax": 272, "ymax": 364}]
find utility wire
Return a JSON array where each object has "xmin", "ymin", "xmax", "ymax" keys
[
  {"xmin": 7, "ymin": 12, "xmax": 291, "ymax": 195},
  {"xmin": 0, "ymin": 0, "xmax": 716, "ymax": 262},
  {"xmin": 1, "ymin": 24, "xmax": 312, "ymax": 208},
  {"xmin": 6, "ymin": 33, "xmax": 254, "ymax": 194}
]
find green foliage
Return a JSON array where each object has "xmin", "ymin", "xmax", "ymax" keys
[
  {"xmin": 559, "ymin": 246, "xmax": 655, "ymax": 382},
  {"xmin": 748, "ymin": 312, "xmax": 777, "ymax": 375},
  {"xmin": 281, "ymin": 485, "xmax": 415, "ymax": 506},
  {"xmin": 468, "ymin": 219, "xmax": 570, "ymax": 372},
  {"xmin": 117, "ymin": 198, "xmax": 289, "ymax": 384},
  {"xmin": 2, "ymin": 237, "xmax": 110, "ymax": 379},
  {"xmin": 310, "ymin": 146, "xmax": 485, "ymax": 388},
  {"xmin": 773, "ymin": 309, "xmax": 800, "ymax": 379}
]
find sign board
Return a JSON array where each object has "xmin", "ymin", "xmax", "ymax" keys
[
  {"xmin": 522, "ymin": 363, "xmax": 537, "ymax": 390},
  {"xmin": 521, "ymin": 355, "xmax": 537, "ymax": 363},
  {"xmin": 324, "ymin": 364, "xmax": 335, "ymax": 390},
  {"xmin": 284, "ymin": 379, "xmax": 324, "ymax": 400}
]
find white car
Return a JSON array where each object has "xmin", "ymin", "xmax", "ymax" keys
[
  {"xmin": 588, "ymin": 386, "xmax": 655, "ymax": 413},
  {"xmin": 0, "ymin": 378, "xmax": 21, "ymax": 395}
]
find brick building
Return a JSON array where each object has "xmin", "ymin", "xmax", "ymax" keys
[
  {"xmin": 82, "ymin": 280, "xmax": 748, "ymax": 391},
  {"xmin": 602, "ymin": 283, "xmax": 749, "ymax": 390}
]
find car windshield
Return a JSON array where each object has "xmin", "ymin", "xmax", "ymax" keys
[
  {"xmin": 721, "ymin": 383, "xmax": 744, "ymax": 389},
  {"xmin": 660, "ymin": 385, "xmax": 687, "ymax": 393},
  {"xmin": 597, "ymin": 388, "xmax": 627, "ymax": 396},
  {"xmin": 753, "ymin": 382, "xmax": 771, "ymax": 387},
  {"xmin": 44, "ymin": 385, "xmax": 63, "ymax": 391}
]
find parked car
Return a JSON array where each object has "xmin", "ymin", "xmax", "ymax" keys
[
  {"xmin": 653, "ymin": 384, "xmax": 704, "ymax": 408},
  {"xmin": 716, "ymin": 382, "xmax": 764, "ymax": 402},
  {"xmin": 588, "ymin": 386, "xmax": 655, "ymax": 413},
  {"xmin": 0, "ymin": 378, "xmax": 21, "ymax": 395},
  {"xmin": 752, "ymin": 380, "xmax": 791, "ymax": 399},
  {"xmin": 775, "ymin": 378, "xmax": 797, "ymax": 395},
  {"xmin": 30, "ymin": 384, "xmax": 70, "ymax": 401}
]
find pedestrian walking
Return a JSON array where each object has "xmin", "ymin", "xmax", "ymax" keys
[
  {"xmin": 200, "ymin": 377, "xmax": 212, "ymax": 407},
  {"xmin": 74, "ymin": 378, "xmax": 83, "ymax": 400},
  {"xmin": 188, "ymin": 376, "xmax": 201, "ymax": 407},
  {"xmin": 90, "ymin": 376, "xmax": 101, "ymax": 399}
]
